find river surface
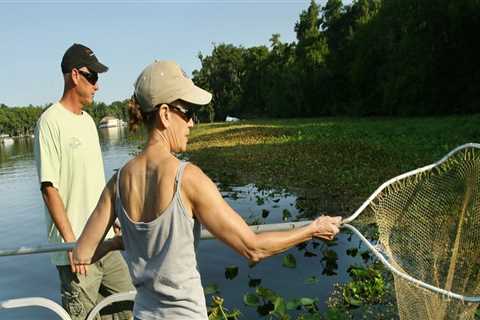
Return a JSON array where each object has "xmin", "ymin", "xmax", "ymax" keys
[{"xmin": 0, "ymin": 127, "xmax": 360, "ymax": 319}]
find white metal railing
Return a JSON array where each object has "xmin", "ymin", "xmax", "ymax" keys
[
  {"xmin": 0, "ymin": 221, "xmax": 312, "ymax": 320},
  {"xmin": 85, "ymin": 291, "xmax": 137, "ymax": 320},
  {"xmin": 0, "ymin": 297, "xmax": 73, "ymax": 320},
  {"xmin": 0, "ymin": 221, "xmax": 312, "ymax": 257}
]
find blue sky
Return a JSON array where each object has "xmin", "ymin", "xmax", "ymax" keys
[{"xmin": 1, "ymin": 1, "xmax": 349, "ymax": 107}]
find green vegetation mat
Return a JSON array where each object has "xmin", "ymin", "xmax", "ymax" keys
[{"xmin": 186, "ymin": 116, "xmax": 480, "ymax": 218}]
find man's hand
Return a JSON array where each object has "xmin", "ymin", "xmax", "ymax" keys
[
  {"xmin": 41, "ymin": 183, "xmax": 84, "ymax": 273},
  {"xmin": 113, "ymin": 219, "xmax": 122, "ymax": 236},
  {"xmin": 69, "ymin": 250, "xmax": 88, "ymax": 276}
]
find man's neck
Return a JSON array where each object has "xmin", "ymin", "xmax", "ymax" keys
[{"xmin": 59, "ymin": 91, "xmax": 84, "ymax": 115}]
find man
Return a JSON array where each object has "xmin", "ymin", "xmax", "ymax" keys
[{"xmin": 34, "ymin": 43, "xmax": 134, "ymax": 320}]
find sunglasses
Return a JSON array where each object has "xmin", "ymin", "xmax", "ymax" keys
[
  {"xmin": 168, "ymin": 104, "xmax": 196, "ymax": 122},
  {"xmin": 77, "ymin": 69, "xmax": 98, "ymax": 85}
]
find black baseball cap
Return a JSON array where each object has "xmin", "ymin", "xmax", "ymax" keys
[{"xmin": 61, "ymin": 43, "xmax": 108, "ymax": 74}]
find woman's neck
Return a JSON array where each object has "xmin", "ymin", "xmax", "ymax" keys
[{"xmin": 145, "ymin": 129, "xmax": 171, "ymax": 154}]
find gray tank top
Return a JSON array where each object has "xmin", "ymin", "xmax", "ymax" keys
[{"xmin": 115, "ymin": 161, "xmax": 207, "ymax": 320}]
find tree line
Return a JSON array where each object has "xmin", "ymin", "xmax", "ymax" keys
[
  {"xmin": 0, "ymin": 104, "xmax": 44, "ymax": 136},
  {"xmin": 192, "ymin": 0, "xmax": 480, "ymax": 121},
  {"xmin": 2, "ymin": 0, "xmax": 479, "ymax": 131},
  {"xmin": 0, "ymin": 101, "xmax": 129, "ymax": 137}
]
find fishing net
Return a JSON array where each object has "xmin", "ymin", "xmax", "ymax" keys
[{"xmin": 343, "ymin": 144, "xmax": 480, "ymax": 320}]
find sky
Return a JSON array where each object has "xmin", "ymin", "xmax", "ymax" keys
[{"xmin": 0, "ymin": 1, "xmax": 349, "ymax": 107}]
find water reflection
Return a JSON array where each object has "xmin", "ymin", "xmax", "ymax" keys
[
  {"xmin": 0, "ymin": 128, "xmax": 138, "ymax": 320},
  {"xmin": 99, "ymin": 126, "xmax": 125, "ymax": 144},
  {"xmin": 0, "ymin": 137, "xmax": 35, "ymax": 166},
  {"xmin": 199, "ymin": 184, "xmax": 362, "ymax": 319},
  {"xmin": 0, "ymin": 143, "xmax": 14, "ymax": 164}
]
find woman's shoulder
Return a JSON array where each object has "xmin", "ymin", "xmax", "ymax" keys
[
  {"xmin": 182, "ymin": 162, "xmax": 216, "ymax": 195},
  {"xmin": 183, "ymin": 162, "xmax": 205, "ymax": 179},
  {"xmin": 116, "ymin": 157, "xmax": 147, "ymax": 188},
  {"xmin": 120, "ymin": 154, "xmax": 185, "ymax": 182},
  {"xmin": 119, "ymin": 157, "xmax": 138, "ymax": 176}
]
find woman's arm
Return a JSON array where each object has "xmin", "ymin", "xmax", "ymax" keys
[
  {"xmin": 72, "ymin": 175, "xmax": 118, "ymax": 273},
  {"xmin": 182, "ymin": 164, "xmax": 341, "ymax": 262},
  {"xmin": 89, "ymin": 235, "xmax": 124, "ymax": 263}
]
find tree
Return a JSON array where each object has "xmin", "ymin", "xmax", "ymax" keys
[
  {"xmin": 193, "ymin": 44, "xmax": 246, "ymax": 121},
  {"xmin": 191, "ymin": 0, "xmax": 480, "ymax": 118},
  {"xmin": 294, "ymin": 1, "xmax": 330, "ymax": 116},
  {"xmin": 239, "ymin": 46, "xmax": 270, "ymax": 117}
]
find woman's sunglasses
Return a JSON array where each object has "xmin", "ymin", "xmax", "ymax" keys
[
  {"xmin": 77, "ymin": 69, "xmax": 98, "ymax": 85},
  {"xmin": 168, "ymin": 104, "xmax": 196, "ymax": 122}
]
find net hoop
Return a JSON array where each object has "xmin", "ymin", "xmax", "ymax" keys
[{"xmin": 342, "ymin": 142, "xmax": 480, "ymax": 303}]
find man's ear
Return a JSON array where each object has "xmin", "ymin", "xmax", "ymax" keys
[{"xmin": 70, "ymin": 69, "xmax": 81, "ymax": 86}]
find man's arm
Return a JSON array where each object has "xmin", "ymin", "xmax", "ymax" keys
[
  {"xmin": 41, "ymin": 182, "xmax": 86, "ymax": 274},
  {"xmin": 41, "ymin": 182, "xmax": 75, "ymax": 243},
  {"xmin": 34, "ymin": 116, "xmax": 87, "ymax": 272}
]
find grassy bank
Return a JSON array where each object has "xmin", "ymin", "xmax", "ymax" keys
[{"xmin": 186, "ymin": 115, "xmax": 480, "ymax": 217}]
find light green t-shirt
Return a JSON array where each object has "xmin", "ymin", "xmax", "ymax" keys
[{"xmin": 34, "ymin": 102, "xmax": 114, "ymax": 265}]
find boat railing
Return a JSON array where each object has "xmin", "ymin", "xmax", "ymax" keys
[{"xmin": 0, "ymin": 221, "xmax": 311, "ymax": 320}]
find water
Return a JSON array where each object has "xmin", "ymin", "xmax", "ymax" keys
[{"xmin": 0, "ymin": 127, "xmax": 360, "ymax": 319}]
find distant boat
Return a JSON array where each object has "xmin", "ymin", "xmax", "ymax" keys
[
  {"xmin": 225, "ymin": 115, "xmax": 240, "ymax": 122},
  {"xmin": 0, "ymin": 137, "xmax": 14, "ymax": 145},
  {"xmin": 98, "ymin": 116, "xmax": 127, "ymax": 129}
]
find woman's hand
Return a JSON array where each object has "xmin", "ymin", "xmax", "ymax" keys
[
  {"xmin": 311, "ymin": 215, "xmax": 342, "ymax": 240},
  {"xmin": 72, "ymin": 236, "xmax": 124, "ymax": 276}
]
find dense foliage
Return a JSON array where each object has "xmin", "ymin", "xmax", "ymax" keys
[
  {"xmin": 89, "ymin": 100, "xmax": 130, "ymax": 124},
  {"xmin": 0, "ymin": 101, "xmax": 129, "ymax": 136},
  {"xmin": 193, "ymin": 0, "xmax": 480, "ymax": 121},
  {"xmin": 0, "ymin": 104, "xmax": 44, "ymax": 136}
]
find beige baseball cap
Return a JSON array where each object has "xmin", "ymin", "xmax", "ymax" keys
[{"xmin": 134, "ymin": 60, "xmax": 212, "ymax": 112}]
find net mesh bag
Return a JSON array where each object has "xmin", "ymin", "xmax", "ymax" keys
[{"xmin": 366, "ymin": 146, "xmax": 480, "ymax": 319}]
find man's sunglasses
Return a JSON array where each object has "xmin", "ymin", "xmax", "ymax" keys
[
  {"xmin": 77, "ymin": 69, "xmax": 98, "ymax": 85},
  {"xmin": 168, "ymin": 104, "xmax": 196, "ymax": 122}
]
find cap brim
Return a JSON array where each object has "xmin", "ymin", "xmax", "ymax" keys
[
  {"xmin": 178, "ymin": 83, "xmax": 212, "ymax": 106},
  {"xmin": 88, "ymin": 61, "xmax": 109, "ymax": 73}
]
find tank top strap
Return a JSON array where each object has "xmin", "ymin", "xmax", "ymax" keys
[
  {"xmin": 114, "ymin": 166, "xmax": 125, "ymax": 219},
  {"xmin": 115, "ymin": 167, "xmax": 122, "ymax": 200},
  {"xmin": 174, "ymin": 161, "xmax": 189, "ymax": 195}
]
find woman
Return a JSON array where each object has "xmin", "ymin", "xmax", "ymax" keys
[{"xmin": 73, "ymin": 60, "xmax": 342, "ymax": 320}]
